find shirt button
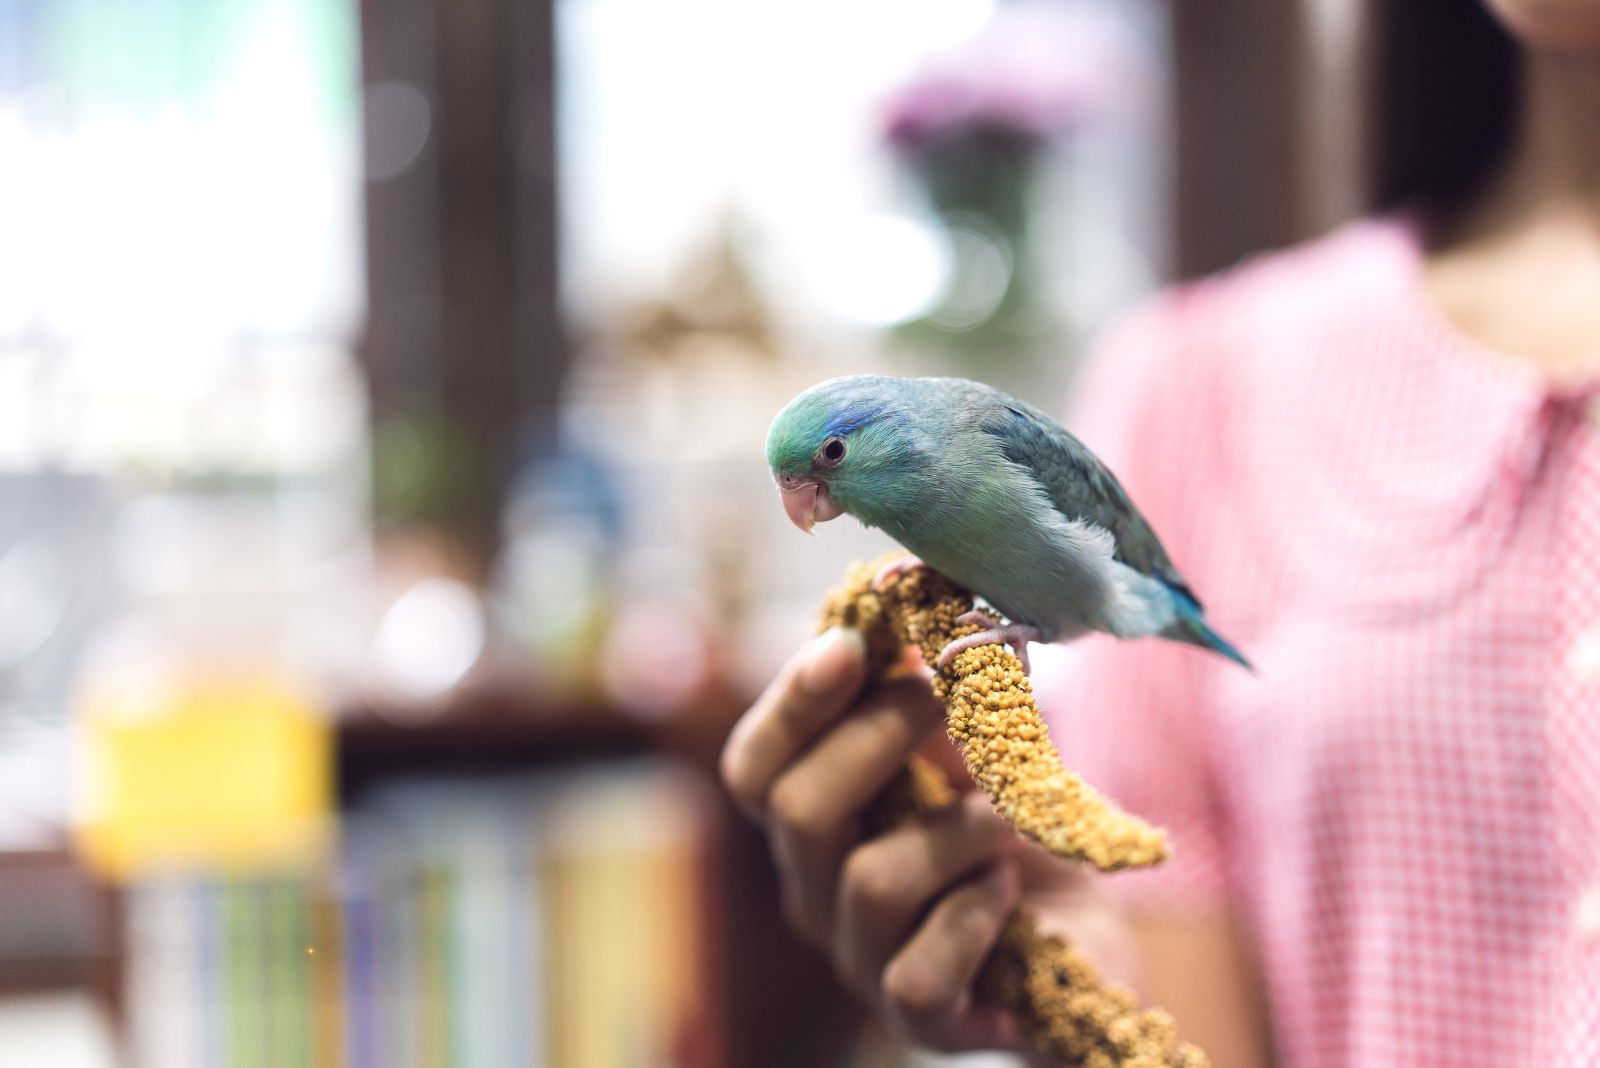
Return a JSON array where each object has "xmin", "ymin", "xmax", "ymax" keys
[
  {"xmin": 1568, "ymin": 627, "xmax": 1600, "ymax": 684},
  {"xmin": 1574, "ymin": 887, "xmax": 1600, "ymax": 944}
]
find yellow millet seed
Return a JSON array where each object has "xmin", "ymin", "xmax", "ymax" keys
[{"xmin": 817, "ymin": 556, "xmax": 1209, "ymax": 1068}]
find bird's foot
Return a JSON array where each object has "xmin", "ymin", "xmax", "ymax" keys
[
  {"xmin": 936, "ymin": 613, "xmax": 1042, "ymax": 674},
  {"xmin": 871, "ymin": 553, "xmax": 927, "ymax": 593}
]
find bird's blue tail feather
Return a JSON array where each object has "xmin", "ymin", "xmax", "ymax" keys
[{"xmin": 1168, "ymin": 592, "xmax": 1254, "ymax": 672}]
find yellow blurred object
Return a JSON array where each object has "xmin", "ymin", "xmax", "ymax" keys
[{"xmin": 75, "ymin": 679, "xmax": 333, "ymax": 880}]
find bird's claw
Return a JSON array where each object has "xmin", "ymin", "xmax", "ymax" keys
[
  {"xmin": 953, "ymin": 610, "xmax": 997, "ymax": 632},
  {"xmin": 871, "ymin": 554, "xmax": 927, "ymax": 592},
  {"xmin": 936, "ymin": 614, "xmax": 1041, "ymax": 674}
]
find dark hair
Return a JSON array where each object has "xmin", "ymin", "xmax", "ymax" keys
[{"xmin": 1368, "ymin": 1, "xmax": 1521, "ymax": 218}]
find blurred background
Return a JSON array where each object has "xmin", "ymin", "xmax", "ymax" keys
[{"xmin": 0, "ymin": 0, "xmax": 1373, "ymax": 1065}]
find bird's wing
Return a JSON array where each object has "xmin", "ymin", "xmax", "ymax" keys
[{"xmin": 978, "ymin": 393, "xmax": 1199, "ymax": 605}]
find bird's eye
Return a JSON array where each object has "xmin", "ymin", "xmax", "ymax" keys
[{"xmin": 818, "ymin": 436, "xmax": 846, "ymax": 467}]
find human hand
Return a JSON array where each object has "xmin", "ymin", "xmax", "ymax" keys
[{"xmin": 721, "ymin": 628, "xmax": 1137, "ymax": 1053}]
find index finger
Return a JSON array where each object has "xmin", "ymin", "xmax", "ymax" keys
[{"xmin": 720, "ymin": 627, "xmax": 867, "ymax": 820}]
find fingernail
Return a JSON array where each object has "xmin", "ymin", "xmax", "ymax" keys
[{"xmin": 799, "ymin": 627, "xmax": 865, "ymax": 696}]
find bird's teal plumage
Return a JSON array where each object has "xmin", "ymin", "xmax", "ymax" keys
[{"xmin": 766, "ymin": 374, "xmax": 1252, "ymax": 669}]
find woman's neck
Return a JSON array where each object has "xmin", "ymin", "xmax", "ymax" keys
[
  {"xmin": 1476, "ymin": 53, "xmax": 1600, "ymax": 230},
  {"xmin": 1424, "ymin": 51, "xmax": 1600, "ymax": 383}
]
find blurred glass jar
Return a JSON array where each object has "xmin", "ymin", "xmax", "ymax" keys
[{"xmin": 491, "ymin": 443, "xmax": 623, "ymax": 699}]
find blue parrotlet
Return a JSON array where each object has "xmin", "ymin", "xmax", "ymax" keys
[{"xmin": 765, "ymin": 374, "xmax": 1251, "ymax": 672}]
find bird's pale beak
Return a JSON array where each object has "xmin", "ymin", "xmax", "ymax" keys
[{"xmin": 777, "ymin": 477, "xmax": 844, "ymax": 535}]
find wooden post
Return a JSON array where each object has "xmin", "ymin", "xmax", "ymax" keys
[{"xmin": 360, "ymin": 0, "xmax": 567, "ymax": 564}]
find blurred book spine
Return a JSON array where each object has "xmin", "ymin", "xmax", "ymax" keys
[{"xmin": 123, "ymin": 763, "xmax": 719, "ymax": 1068}]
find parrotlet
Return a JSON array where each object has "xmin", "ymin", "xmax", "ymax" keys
[{"xmin": 765, "ymin": 374, "xmax": 1251, "ymax": 672}]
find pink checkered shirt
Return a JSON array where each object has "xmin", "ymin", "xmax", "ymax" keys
[{"xmin": 1039, "ymin": 216, "xmax": 1600, "ymax": 1066}]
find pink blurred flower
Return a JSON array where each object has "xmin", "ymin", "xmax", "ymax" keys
[{"xmin": 881, "ymin": 2, "xmax": 1146, "ymax": 150}]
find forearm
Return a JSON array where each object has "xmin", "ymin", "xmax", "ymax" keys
[{"xmin": 1128, "ymin": 909, "xmax": 1274, "ymax": 1068}]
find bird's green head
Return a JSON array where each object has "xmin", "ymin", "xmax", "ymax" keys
[{"xmin": 765, "ymin": 375, "xmax": 920, "ymax": 534}]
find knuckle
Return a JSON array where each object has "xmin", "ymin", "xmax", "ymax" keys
[
  {"xmin": 717, "ymin": 740, "xmax": 757, "ymax": 809},
  {"xmin": 768, "ymin": 774, "xmax": 831, "ymax": 842},
  {"xmin": 840, "ymin": 845, "xmax": 905, "ymax": 916},
  {"xmin": 882, "ymin": 958, "xmax": 961, "ymax": 1022}
]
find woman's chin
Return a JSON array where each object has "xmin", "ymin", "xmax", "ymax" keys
[{"xmin": 1486, "ymin": 0, "xmax": 1600, "ymax": 51}]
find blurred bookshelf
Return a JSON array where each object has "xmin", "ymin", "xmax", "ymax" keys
[
  {"xmin": 328, "ymin": 689, "xmax": 865, "ymax": 1068},
  {"xmin": 336, "ymin": 685, "xmax": 742, "ymax": 797},
  {"xmin": 0, "ymin": 689, "xmax": 863, "ymax": 1068},
  {"xmin": 124, "ymin": 750, "xmax": 724, "ymax": 1068},
  {"xmin": 0, "ymin": 849, "xmax": 122, "ymax": 1016}
]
